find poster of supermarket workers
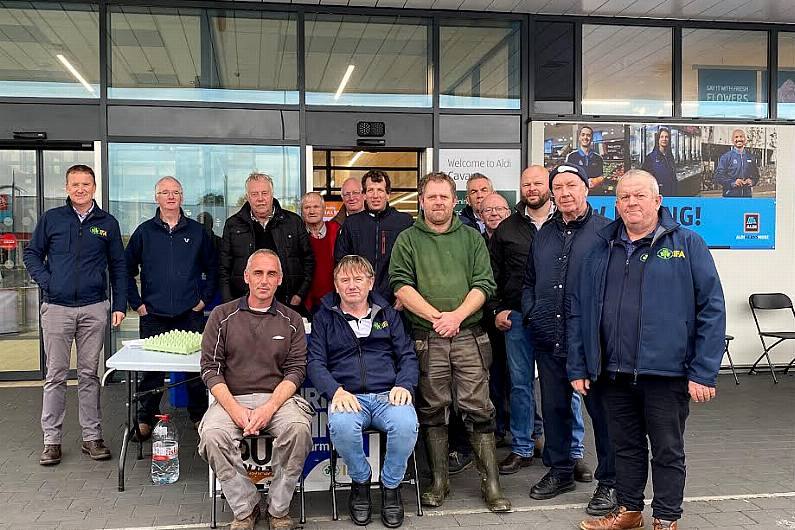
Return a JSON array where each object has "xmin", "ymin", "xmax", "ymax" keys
[{"xmin": 542, "ymin": 122, "xmax": 777, "ymax": 249}]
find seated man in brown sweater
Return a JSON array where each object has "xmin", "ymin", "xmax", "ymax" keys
[{"xmin": 199, "ymin": 249, "xmax": 313, "ymax": 530}]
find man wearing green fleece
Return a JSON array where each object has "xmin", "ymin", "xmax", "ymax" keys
[{"xmin": 389, "ymin": 171, "xmax": 511, "ymax": 513}]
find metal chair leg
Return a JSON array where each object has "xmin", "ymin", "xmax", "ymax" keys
[
  {"xmin": 299, "ymin": 473, "xmax": 306, "ymax": 524},
  {"xmin": 765, "ymin": 352, "xmax": 779, "ymax": 384},
  {"xmin": 329, "ymin": 437, "xmax": 339, "ymax": 521},
  {"xmin": 210, "ymin": 469, "xmax": 218, "ymax": 529},
  {"xmin": 724, "ymin": 340, "xmax": 740, "ymax": 385},
  {"xmin": 411, "ymin": 449, "xmax": 423, "ymax": 516}
]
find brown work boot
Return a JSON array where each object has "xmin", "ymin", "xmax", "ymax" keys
[
  {"xmin": 81, "ymin": 440, "xmax": 112, "ymax": 461},
  {"xmin": 267, "ymin": 510, "xmax": 294, "ymax": 530},
  {"xmin": 39, "ymin": 444, "xmax": 61, "ymax": 466},
  {"xmin": 231, "ymin": 504, "xmax": 260, "ymax": 530},
  {"xmin": 420, "ymin": 426, "xmax": 450, "ymax": 507},
  {"xmin": 652, "ymin": 519, "xmax": 678, "ymax": 530},
  {"xmin": 580, "ymin": 506, "xmax": 644, "ymax": 530}
]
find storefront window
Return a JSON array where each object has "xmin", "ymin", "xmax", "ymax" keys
[
  {"xmin": 0, "ymin": 2, "xmax": 99, "ymax": 98},
  {"xmin": 108, "ymin": 143, "xmax": 301, "ymax": 238},
  {"xmin": 305, "ymin": 15, "xmax": 430, "ymax": 107},
  {"xmin": 582, "ymin": 25, "xmax": 672, "ymax": 116},
  {"xmin": 534, "ymin": 22, "xmax": 574, "ymax": 114},
  {"xmin": 777, "ymin": 32, "xmax": 795, "ymax": 119},
  {"xmin": 109, "ymin": 7, "xmax": 298, "ymax": 104},
  {"xmin": 440, "ymin": 20, "xmax": 520, "ymax": 109},
  {"xmin": 682, "ymin": 29, "xmax": 768, "ymax": 118}
]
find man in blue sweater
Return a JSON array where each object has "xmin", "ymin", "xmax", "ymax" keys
[
  {"xmin": 126, "ymin": 176, "xmax": 218, "ymax": 440},
  {"xmin": 24, "ymin": 164, "xmax": 127, "ymax": 465},
  {"xmin": 308, "ymin": 255, "xmax": 418, "ymax": 528},
  {"xmin": 572, "ymin": 170, "xmax": 726, "ymax": 530}
]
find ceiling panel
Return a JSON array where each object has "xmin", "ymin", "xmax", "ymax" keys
[{"xmin": 299, "ymin": 0, "xmax": 795, "ymax": 23}]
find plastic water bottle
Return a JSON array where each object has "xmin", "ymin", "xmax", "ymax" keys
[{"xmin": 151, "ymin": 414, "xmax": 179, "ymax": 485}]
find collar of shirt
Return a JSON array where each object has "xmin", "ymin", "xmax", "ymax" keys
[
  {"xmin": 158, "ymin": 213, "xmax": 182, "ymax": 233},
  {"xmin": 73, "ymin": 201, "xmax": 95, "ymax": 223},
  {"xmin": 342, "ymin": 307, "xmax": 373, "ymax": 339},
  {"xmin": 578, "ymin": 147, "xmax": 594, "ymax": 159},
  {"xmin": 526, "ymin": 202, "xmax": 556, "ymax": 230},
  {"xmin": 306, "ymin": 222, "xmax": 327, "ymax": 239},
  {"xmin": 251, "ymin": 210, "xmax": 274, "ymax": 228},
  {"xmin": 618, "ymin": 223, "xmax": 658, "ymax": 257}
]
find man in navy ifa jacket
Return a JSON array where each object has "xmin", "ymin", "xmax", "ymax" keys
[
  {"xmin": 125, "ymin": 176, "xmax": 218, "ymax": 439},
  {"xmin": 572, "ymin": 169, "xmax": 726, "ymax": 530},
  {"xmin": 24, "ymin": 164, "xmax": 127, "ymax": 466},
  {"xmin": 308, "ymin": 255, "xmax": 418, "ymax": 528}
]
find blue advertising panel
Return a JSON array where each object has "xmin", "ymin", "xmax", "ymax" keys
[
  {"xmin": 543, "ymin": 122, "xmax": 777, "ymax": 250},
  {"xmin": 588, "ymin": 197, "xmax": 776, "ymax": 249}
]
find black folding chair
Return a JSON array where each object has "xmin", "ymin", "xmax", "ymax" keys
[
  {"xmin": 723, "ymin": 335, "xmax": 740, "ymax": 385},
  {"xmin": 209, "ymin": 433, "xmax": 305, "ymax": 528},
  {"xmin": 748, "ymin": 293, "xmax": 795, "ymax": 384},
  {"xmin": 328, "ymin": 428, "xmax": 423, "ymax": 521}
]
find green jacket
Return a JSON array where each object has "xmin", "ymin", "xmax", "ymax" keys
[{"xmin": 389, "ymin": 213, "xmax": 496, "ymax": 331}]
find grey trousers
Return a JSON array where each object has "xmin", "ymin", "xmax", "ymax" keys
[
  {"xmin": 40, "ymin": 300, "xmax": 109, "ymax": 444},
  {"xmin": 199, "ymin": 393, "xmax": 313, "ymax": 519}
]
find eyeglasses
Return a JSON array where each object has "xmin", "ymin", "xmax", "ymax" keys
[
  {"xmin": 342, "ymin": 191, "xmax": 362, "ymax": 199},
  {"xmin": 157, "ymin": 190, "xmax": 182, "ymax": 197},
  {"xmin": 481, "ymin": 206, "xmax": 509, "ymax": 214}
]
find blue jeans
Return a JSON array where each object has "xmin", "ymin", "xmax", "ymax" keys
[
  {"xmin": 328, "ymin": 392, "xmax": 419, "ymax": 489},
  {"xmin": 570, "ymin": 392, "xmax": 586, "ymax": 459},
  {"xmin": 505, "ymin": 311, "xmax": 539, "ymax": 457}
]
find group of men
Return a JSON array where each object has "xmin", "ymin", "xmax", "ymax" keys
[{"xmin": 24, "ymin": 159, "xmax": 726, "ymax": 530}]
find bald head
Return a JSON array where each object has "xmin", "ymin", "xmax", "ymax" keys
[{"xmin": 520, "ymin": 165, "xmax": 551, "ymax": 210}]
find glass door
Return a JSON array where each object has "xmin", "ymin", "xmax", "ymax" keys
[{"xmin": 0, "ymin": 145, "xmax": 94, "ymax": 380}]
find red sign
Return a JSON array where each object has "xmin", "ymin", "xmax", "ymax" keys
[{"xmin": 0, "ymin": 233, "xmax": 17, "ymax": 250}]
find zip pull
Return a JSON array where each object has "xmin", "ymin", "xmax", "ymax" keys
[{"xmin": 633, "ymin": 369, "xmax": 638, "ymax": 384}]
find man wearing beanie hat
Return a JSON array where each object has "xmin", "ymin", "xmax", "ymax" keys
[{"xmin": 521, "ymin": 164, "xmax": 617, "ymax": 516}]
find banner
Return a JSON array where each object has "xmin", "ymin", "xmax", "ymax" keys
[
  {"xmin": 438, "ymin": 149, "xmax": 521, "ymax": 211},
  {"xmin": 542, "ymin": 122, "xmax": 777, "ymax": 249}
]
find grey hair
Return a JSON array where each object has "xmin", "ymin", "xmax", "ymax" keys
[
  {"xmin": 245, "ymin": 249, "xmax": 283, "ymax": 275},
  {"xmin": 155, "ymin": 176, "xmax": 182, "ymax": 193},
  {"xmin": 245, "ymin": 172, "xmax": 274, "ymax": 190},
  {"xmin": 301, "ymin": 191, "xmax": 324, "ymax": 209},
  {"xmin": 617, "ymin": 169, "xmax": 660, "ymax": 196}
]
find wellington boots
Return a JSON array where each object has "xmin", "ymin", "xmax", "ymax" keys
[
  {"xmin": 420, "ymin": 426, "xmax": 450, "ymax": 507},
  {"xmin": 469, "ymin": 432, "xmax": 512, "ymax": 512}
]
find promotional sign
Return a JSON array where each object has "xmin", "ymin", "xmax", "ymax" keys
[
  {"xmin": 0, "ymin": 233, "xmax": 16, "ymax": 251},
  {"xmin": 543, "ymin": 122, "xmax": 777, "ymax": 249},
  {"xmin": 439, "ymin": 149, "xmax": 522, "ymax": 210},
  {"xmin": 698, "ymin": 69, "xmax": 757, "ymax": 104}
]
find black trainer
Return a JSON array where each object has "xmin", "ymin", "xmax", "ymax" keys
[
  {"xmin": 529, "ymin": 471, "xmax": 576, "ymax": 500},
  {"xmin": 586, "ymin": 484, "xmax": 618, "ymax": 516},
  {"xmin": 348, "ymin": 479, "xmax": 372, "ymax": 525},
  {"xmin": 380, "ymin": 483, "xmax": 404, "ymax": 528}
]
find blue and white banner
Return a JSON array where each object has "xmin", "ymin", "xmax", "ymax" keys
[{"xmin": 588, "ymin": 197, "xmax": 776, "ymax": 249}]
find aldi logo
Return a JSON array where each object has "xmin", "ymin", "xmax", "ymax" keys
[{"xmin": 743, "ymin": 213, "xmax": 760, "ymax": 234}]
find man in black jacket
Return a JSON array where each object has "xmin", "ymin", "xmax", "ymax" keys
[
  {"xmin": 219, "ymin": 172, "xmax": 314, "ymax": 314},
  {"xmin": 458, "ymin": 173, "xmax": 493, "ymax": 234},
  {"xmin": 334, "ymin": 170, "xmax": 413, "ymax": 304},
  {"xmin": 126, "ymin": 176, "xmax": 218, "ymax": 439},
  {"xmin": 521, "ymin": 164, "xmax": 616, "ymax": 516}
]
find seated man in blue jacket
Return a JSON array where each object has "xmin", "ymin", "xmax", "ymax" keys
[
  {"xmin": 571, "ymin": 169, "xmax": 726, "ymax": 530},
  {"xmin": 308, "ymin": 255, "xmax": 419, "ymax": 528},
  {"xmin": 126, "ymin": 176, "xmax": 218, "ymax": 439}
]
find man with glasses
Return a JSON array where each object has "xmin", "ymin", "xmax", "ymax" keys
[
  {"xmin": 219, "ymin": 172, "xmax": 315, "ymax": 315},
  {"xmin": 332, "ymin": 176, "xmax": 365, "ymax": 226},
  {"xmin": 125, "ymin": 176, "xmax": 218, "ymax": 439},
  {"xmin": 334, "ymin": 170, "xmax": 412, "ymax": 304},
  {"xmin": 24, "ymin": 164, "xmax": 127, "ymax": 465}
]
